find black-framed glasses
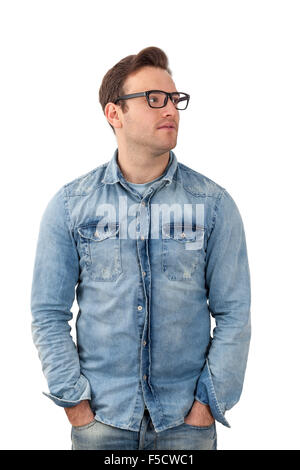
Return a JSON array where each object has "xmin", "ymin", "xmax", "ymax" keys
[{"xmin": 114, "ymin": 90, "xmax": 190, "ymax": 110}]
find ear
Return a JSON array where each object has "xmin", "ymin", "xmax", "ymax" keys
[{"xmin": 105, "ymin": 102, "xmax": 122, "ymax": 130}]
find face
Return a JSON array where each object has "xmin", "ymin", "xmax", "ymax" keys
[{"xmin": 108, "ymin": 66, "xmax": 180, "ymax": 155}]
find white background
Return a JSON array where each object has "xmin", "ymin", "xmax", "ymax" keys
[{"xmin": 0, "ymin": 0, "xmax": 299, "ymax": 450}]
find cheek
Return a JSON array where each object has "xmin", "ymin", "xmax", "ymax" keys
[
  {"xmin": 124, "ymin": 107, "xmax": 158, "ymax": 136},
  {"xmin": 124, "ymin": 119, "xmax": 151, "ymax": 140},
  {"xmin": 133, "ymin": 115, "xmax": 156, "ymax": 135}
]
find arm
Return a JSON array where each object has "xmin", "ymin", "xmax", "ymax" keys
[
  {"xmin": 195, "ymin": 189, "xmax": 251, "ymax": 427},
  {"xmin": 30, "ymin": 186, "xmax": 91, "ymax": 409}
]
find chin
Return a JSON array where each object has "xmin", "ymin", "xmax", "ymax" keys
[
  {"xmin": 148, "ymin": 137, "xmax": 177, "ymax": 155},
  {"xmin": 160, "ymin": 136, "xmax": 177, "ymax": 148},
  {"xmin": 166, "ymin": 140, "xmax": 178, "ymax": 151}
]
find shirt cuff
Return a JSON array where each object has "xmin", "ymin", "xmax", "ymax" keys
[
  {"xmin": 42, "ymin": 374, "xmax": 91, "ymax": 408},
  {"xmin": 195, "ymin": 359, "xmax": 231, "ymax": 428}
]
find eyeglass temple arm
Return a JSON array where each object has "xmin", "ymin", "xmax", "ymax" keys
[{"xmin": 115, "ymin": 92, "xmax": 146, "ymax": 103}]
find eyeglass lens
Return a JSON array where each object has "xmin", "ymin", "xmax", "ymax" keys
[{"xmin": 148, "ymin": 91, "xmax": 188, "ymax": 110}]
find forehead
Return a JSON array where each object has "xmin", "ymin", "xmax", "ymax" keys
[{"xmin": 123, "ymin": 66, "xmax": 177, "ymax": 94}]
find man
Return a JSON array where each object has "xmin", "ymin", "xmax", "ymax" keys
[{"xmin": 31, "ymin": 46, "xmax": 251, "ymax": 450}]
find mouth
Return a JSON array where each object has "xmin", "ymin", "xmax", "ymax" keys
[{"xmin": 157, "ymin": 126, "xmax": 176, "ymax": 130}]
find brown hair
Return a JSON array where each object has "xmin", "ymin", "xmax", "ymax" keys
[{"xmin": 99, "ymin": 46, "xmax": 172, "ymax": 133}]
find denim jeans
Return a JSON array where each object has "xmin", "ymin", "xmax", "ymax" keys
[{"xmin": 71, "ymin": 408, "xmax": 217, "ymax": 450}]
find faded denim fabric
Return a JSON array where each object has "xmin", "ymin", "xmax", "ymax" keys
[
  {"xmin": 71, "ymin": 408, "xmax": 217, "ymax": 450},
  {"xmin": 31, "ymin": 148, "xmax": 251, "ymax": 432}
]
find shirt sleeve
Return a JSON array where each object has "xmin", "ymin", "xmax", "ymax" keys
[
  {"xmin": 195, "ymin": 189, "xmax": 251, "ymax": 427},
  {"xmin": 30, "ymin": 186, "xmax": 91, "ymax": 408}
]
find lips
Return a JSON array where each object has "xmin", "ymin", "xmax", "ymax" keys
[{"xmin": 157, "ymin": 123, "xmax": 176, "ymax": 129}]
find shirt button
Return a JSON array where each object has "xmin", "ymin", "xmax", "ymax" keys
[
  {"xmin": 138, "ymin": 305, "xmax": 143, "ymax": 311},
  {"xmin": 181, "ymin": 232, "xmax": 186, "ymax": 238},
  {"xmin": 142, "ymin": 271, "xmax": 146, "ymax": 276},
  {"xmin": 143, "ymin": 375, "xmax": 147, "ymax": 381},
  {"xmin": 143, "ymin": 341, "xmax": 147, "ymax": 347},
  {"xmin": 140, "ymin": 235, "xmax": 144, "ymax": 240},
  {"xmin": 141, "ymin": 201, "xmax": 145, "ymax": 206}
]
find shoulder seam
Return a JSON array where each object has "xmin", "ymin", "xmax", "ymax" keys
[
  {"xmin": 210, "ymin": 188, "xmax": 227, "ymax": 233},
  {"xmin": 178, "ymin": 163, "xmax": 225, "ymax": 197},
  {"xmin": 61, "ymin": 185, "xmax": 80, "ymax": 262},
  {"xmin": 61, "ymin": 185, "xmax": 73, "ymax": 230},
  {"xmin": 64, "ymin": 163, "xmax": 108, "ymax": 191}
]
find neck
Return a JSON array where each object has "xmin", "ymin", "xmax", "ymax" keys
[{"xmin": 116, "ymin": 144, "xmax": 171, "ymax": 184}]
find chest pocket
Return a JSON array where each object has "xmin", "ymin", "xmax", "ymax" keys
[
  {"xmin": 161, "ymin": 223, "xmax": 205, "ymax": 281},
  {"xmin": 78, "ymin": 221, "xmax": 122, "ymax": 282}
]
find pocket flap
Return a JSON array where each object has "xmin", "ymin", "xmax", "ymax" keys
[
  {"xmin": 78, "ymin": 222, "xmax": 120, "ymax": 242},
  {"xmin": 162, "ymin": 223, "xmax": 204, "ymax": 243}
]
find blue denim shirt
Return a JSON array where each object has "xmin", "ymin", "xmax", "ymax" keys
[{"xmin": 31, "ymin": 148, "xmax": 251, "ymax": 432}]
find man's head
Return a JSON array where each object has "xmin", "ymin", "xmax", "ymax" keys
[{"xmin": 99, "ymin": 47, "xmax": 184, "ymax": 156}]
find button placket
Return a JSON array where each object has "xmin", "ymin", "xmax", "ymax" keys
[
  {"xmin": 137, "ymin": 186, "xmax": 158, "ymax": 406},
  {"xmin": 139, "ymin": 198, "xmax": 148, "ymax": 241}
]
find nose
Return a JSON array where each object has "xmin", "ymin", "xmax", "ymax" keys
[{"xmin": 162, "ymin": 95, "xmax": 178, "ymax": 116}]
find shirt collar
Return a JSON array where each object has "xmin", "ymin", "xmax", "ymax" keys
[{"xmin": 102, "ymin": 148, "xmax": 178, "ymax": 186}]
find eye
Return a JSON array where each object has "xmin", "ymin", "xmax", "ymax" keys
[
  {"xmin": 148, "ymin": 92, "xmax": 166, "ymax": 107},
  {"xmin": 172, "ymin": 93, "xmax": 180, "ymax": 104}
]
